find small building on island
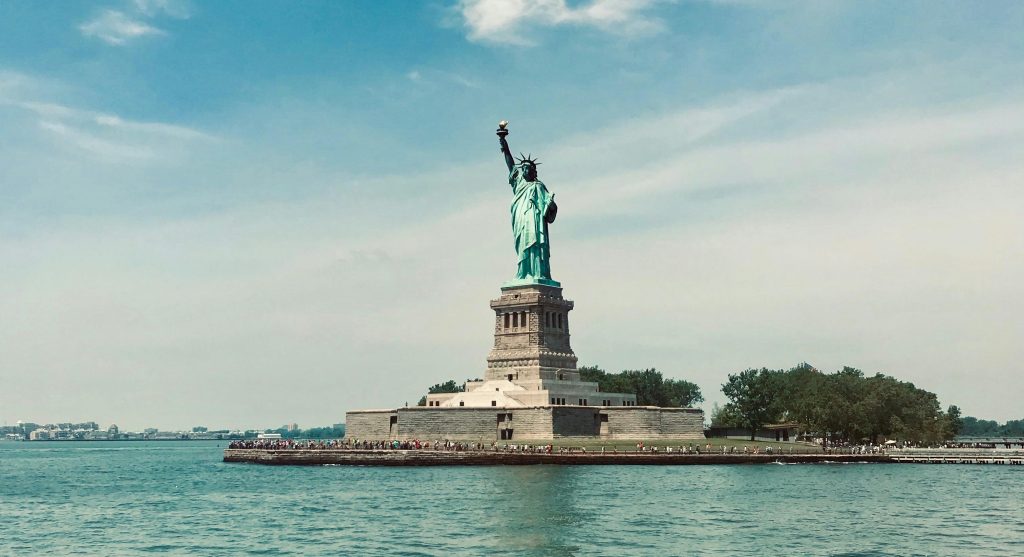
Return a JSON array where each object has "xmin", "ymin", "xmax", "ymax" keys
[{"xmin": 705, "ymin": 422, "xmax": 803, "ymax": 443}]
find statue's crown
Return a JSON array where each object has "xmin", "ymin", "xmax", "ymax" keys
[{"xmin": 516, "ymin": 153, "xmax": 541, "ymax": 167}]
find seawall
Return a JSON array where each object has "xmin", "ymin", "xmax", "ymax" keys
[{"xmin": 223, "ymin": 449, "xmax": 890, "ymax": 466}]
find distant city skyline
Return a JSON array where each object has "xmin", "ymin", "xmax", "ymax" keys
[
  {"xmin": 1, "ymin": 419, "xmax": 335, "ymax": 440},
  {"xmin": 1, "ymin": 1, "xmax": 1022, "ymax": 429}
]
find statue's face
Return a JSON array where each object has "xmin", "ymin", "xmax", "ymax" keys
[{"xmin": 523, "ymin": 164, "xmax": 537, "ymax": 181}]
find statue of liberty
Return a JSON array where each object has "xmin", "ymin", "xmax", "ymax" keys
[{"xmin": 496, "ymin": 121, "xmax": 559, "ymax": 287}]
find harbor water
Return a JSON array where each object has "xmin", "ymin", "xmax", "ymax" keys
[{"xmin": 1, "ymin": 441, "xmax": 1022, "ymax": 556}]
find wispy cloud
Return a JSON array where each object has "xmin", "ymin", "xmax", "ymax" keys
[
  {"xmin": 79, "ymin": 9, "xmax": 165, "ymax": 45},
  {"xmin": 38, "ymin": 120, "xmax": 158, "ymax": 160},
  {"xmin": 0, "ymin": 74, "xmax": 212, "ymax": 162},
  {"xmin": 405, "ymin": 68, "xmax": 481, "ymax": 88},
  {"xmin": 456, "ymin": 0, "xmax": 664, "ymax": 45},
  {"xmin": 0, "ymin": 71, "xmax": 29, "ymax": 95},
  {"xmin": 133, "ymin": 0, "xmax": 192, "ymax": 19}
]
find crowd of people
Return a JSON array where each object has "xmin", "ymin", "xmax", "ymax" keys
[
  {"xmin": 228, "ymin": 439, "xmax": 500, "ymax": 451},
  {"xmin": 822, "ymin": 444, "xmax": 887, "ymax": 455},
  {"xmin": 227, "ymin": 438, "xmax": 841, "ymax": 455},
  {"xmin": 227, "ymin": 439, "xmax": 347, "ymax": 450}
]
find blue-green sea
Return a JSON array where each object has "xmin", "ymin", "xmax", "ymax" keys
[{"xmin": 1, "ymin": 441, "xmax": 1022, "ymax": 556}]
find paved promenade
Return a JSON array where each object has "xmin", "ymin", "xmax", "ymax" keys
[
  {"xmin": 223, "ymin": 448, "xmax": 890, "ymax": 466},
  {"xmin": 889, "ymin": 448, "xmax": 1024, "ymax": 464}
]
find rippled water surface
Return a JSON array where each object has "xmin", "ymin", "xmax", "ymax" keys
[{"xmin": 2, "ymin": 441, "xmax": 1022, "ymax": 556}]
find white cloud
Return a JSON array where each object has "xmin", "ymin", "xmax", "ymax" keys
[
  {"xmin": 79, "ymin": 10, "xmax": 165, "ymax": 45},
  {"xmin": 0, "ymin": 83, "xmax": 212, "ymax": 163},
  {"xmin": 133, "ymin": 0, "xmax": 192, "ymax": 19},
  {"xmin": 38, "ymin": 120, "xmax": 157, "ymax": 161},
  {"xmin": 405, "ymin": 68, "xmax": 480, "ymax": 88},
  {"xmin": 457, "ymin": 0, "xmax": 664, "ymax": 45},
  {"xmin": 565, "ymin": 97, "xmax": 1024, "ymax": 217},
  {"xmin": 0, "ymin": 71, "xmax": 28, "ymax": 96},
  {"xmin": 444, "ymin": 71, "xmax": 481, "ymax": 88},
  {"xmin": 13, "ymin": 100, "xmax": 207, "ymax": 139},
  {"xmin": 92, "ymin": 113, "xmax": 210, "ymax": 140}
]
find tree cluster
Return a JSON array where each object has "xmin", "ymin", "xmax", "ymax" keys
[
  {"xmin": 578, "ymin": 366, "xmax": 704, "ymax": 407},
  {"xmin": 715, "ymin": 364, "xmax": 961, "ymax": 444},
  {"xmin": 266, "ymin": 424, "xmax": 345, "ymax": 439},
  {"xmin": 415, "ymin": 379, "xmax": 467, "ymax": 406},
  {"xmin": 413, "ymin": 369, "xmax": 703, "ymax": 408},
  {"xmin": 960, "ymin": 417, "xmax": 1024, "ymax": 437}
]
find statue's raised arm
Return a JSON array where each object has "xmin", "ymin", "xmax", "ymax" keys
[{"xmin": 496, "ymin": 120, "xmax": 515, "ymax": 173}]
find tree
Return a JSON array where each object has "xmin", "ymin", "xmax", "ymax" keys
[
  {"xmin": 721, "ymin": 368, "xmax": 783, "ymax": 441},
  {"xmin": 416, "ymin": 379, "xmax": 466, "ymax": 406},
  {"xmin": 709, "ymin": 402, "xmax": 740, "ymax": 427},
  {"xmin": 767, "ymin": 363, "xmax": 960, "ymax": 445},
  {"xmin": 429, "ymin": 380, "xmax": 465, "ymax": 394},
  {"xmin": 579, "ymin": 365, "xmax": 703, "ymax": 407},
  {"xmin": 961, "ymin": 416, "xmax": 997, "ymax": 436},
  {"xmin": 578, "ymin": 365, "xmax": 607, "ymax": 384},
  {"xmin": 1003, "ymin": 419, "xmax": 1024, "ymax": 436},
  {"xmin": 944, "ymin": 405, "xmax": 963, "ymax": 438},
  {"xmin": 960, "ymin": 416, "xmax": 1024, "ymax": 437},
  {"xmin": 623, "ymin": 369, "xmax": 665, "ymax": 406},
  {"xmin": 662, "ymin": 377, "xmax": 704, "ymax": 407},
  {"xmin": 829, "ymin": 367, "xmax": 870, "ymax": 442},
  {"xmin": 303, "ymin": 425, "xmax": 346, "ymax": 439},
  {"xmin": 861, "ymin": 374, "xmax": 906, "ymax": 443}
]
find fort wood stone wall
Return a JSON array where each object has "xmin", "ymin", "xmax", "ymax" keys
[
  {"xmin": 551, "ymin": 407, "xmax": 599, "ymax": 437},
  {"xmin": 344, "ymin": 410, "xmax": 394, "ymax": 439},
  {"xmin": 603, "ymin": 407, "xmax": 705, "ymax": 440},
  {"xmin": 346, "ymin": 406, "xmax": 705, "ymax": 441},
  {"xmin": 508, "ymin": 408, "xmax": 553, "ymax": 439},
  {"xmin": 396, "ymin": 408, "xmax": 500, "ymax": 440}
]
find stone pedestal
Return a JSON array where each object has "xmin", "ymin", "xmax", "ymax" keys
[
  {"xmin": 485, "ymin": 283, "xmax": 578, "ymax": 383},
  {"xmin": 425, "ymin": 282, "xmax": 637, "ymax": 409}
]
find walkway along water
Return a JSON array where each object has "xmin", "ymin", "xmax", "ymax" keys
[
  {"xmin": 888, "ymin": 448, "xmax": 1024, "ymax": 465},
  {"xmin": 223, "ymin": 446, "xmax": 1024, "ymax": 466}
]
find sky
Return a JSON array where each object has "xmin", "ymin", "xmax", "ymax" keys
[{"xmin": 1, "ymin": 0, "xmax": 1022, "ymax": 431}]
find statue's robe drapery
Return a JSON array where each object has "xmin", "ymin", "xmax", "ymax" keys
[{"xmin": 509, "ymin": 164, "xmax": 554, "ymax": 281}]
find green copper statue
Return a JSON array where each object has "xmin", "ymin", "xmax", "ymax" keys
[{"xmin": 496, "ymin": 121, "xmax": 560, "ymax": 287}]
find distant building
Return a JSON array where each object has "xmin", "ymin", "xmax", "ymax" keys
[
  {"xmin": 705, "ymin": 422, "xmax": 802, "ymax": 442},
  {"xmin": 149, "ymin": 431, "xmax": 185, "ymax": 440},
  {"xmin": 52, "ymin": 429, "xmax": 72, "ymax": 440},
  {"xmin": 29, "ymin": 429, "xmax": 51, "ymax": 440}
]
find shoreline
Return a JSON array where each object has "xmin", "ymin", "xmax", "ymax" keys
[{"xmin": 223, "ymin": 448, "xmax": 890, "ymax": 466}]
